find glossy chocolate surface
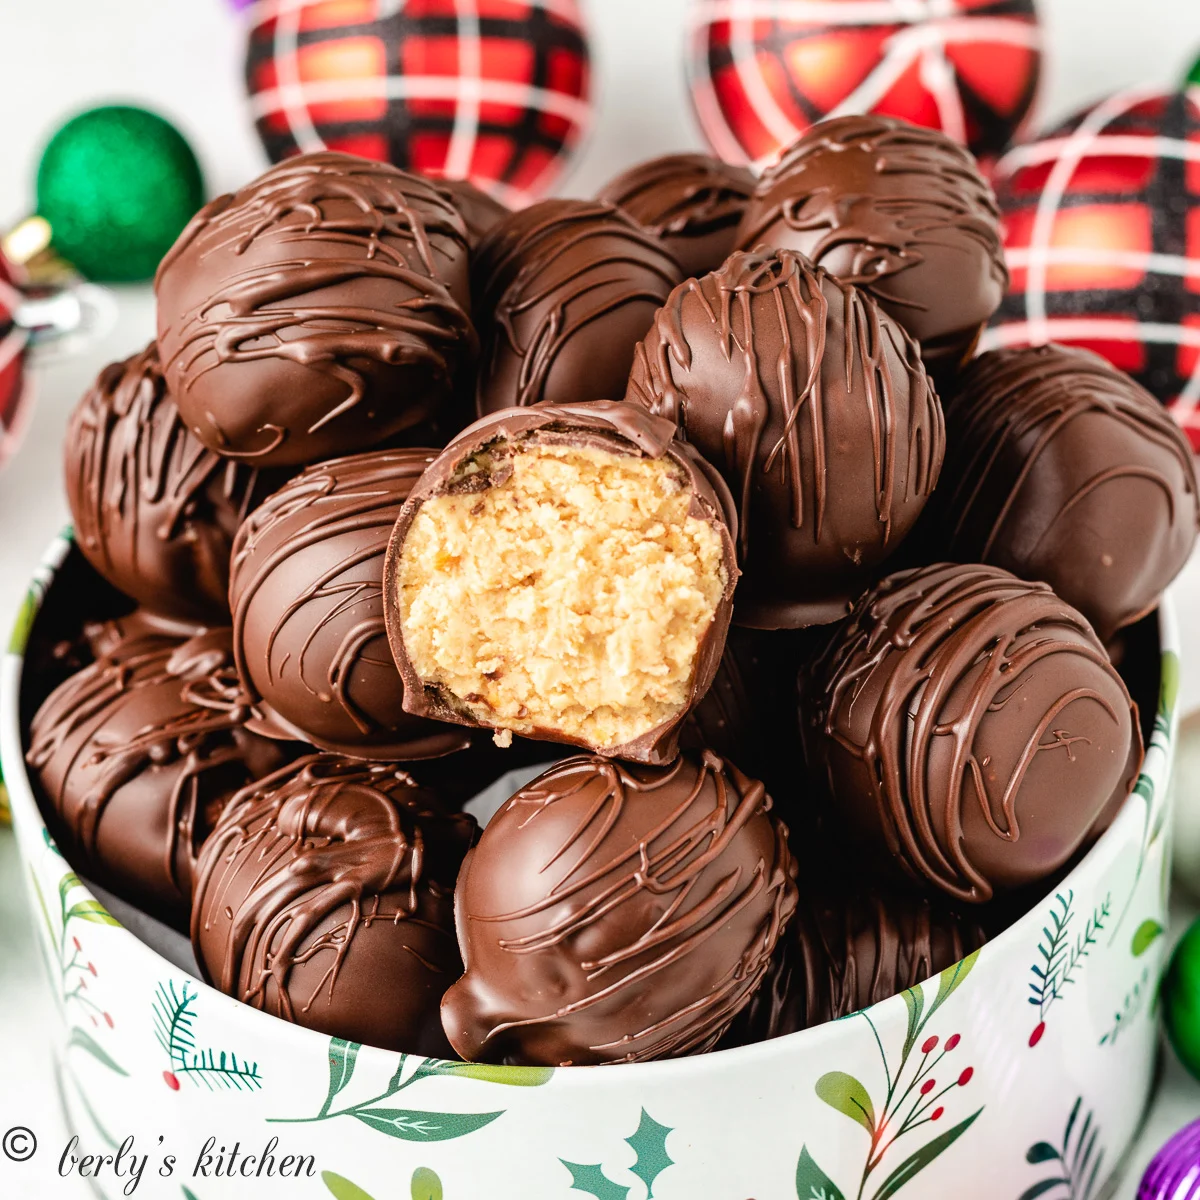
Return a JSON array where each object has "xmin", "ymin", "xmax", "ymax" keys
[
  {"xmin": 802, "ymin": 563, "xmax": 1142, "ymax": 903},
  {"xmin": 383, "ymin": 400, "xmax": 740, "ymax": 764},
  {"xmin": 440, "ymin": 751, "xmax": 798, "ymax": 1065},
  {"xmin": 437, "ymin": 176, "xmax": 510, "ymax": 248},
  {"xmin": 936, "ymin": 344, "xmax": 1200, "ymax": 641},
  {"xmin": 598, "ymin": 153, "xmax": 756, "ymax": 279},
  {"xmin": 156, "ymin": 151, "xmax": 476, "ymax": 467},
  {"xmin": 192, "ymin": 755, "xmax": 477, "ymax": 1055},
  {"xmin": 230, "ymin": 448, "xmax": 472, "ymax": 759},
  {"xmin": 66, "ymin": 344, "xmax": 281, "ymax": 623},
  {"xmin": 27, "ymin": 627, "xmax": 289, "ymax": 926},
  {"xmin": 473, "ymin": 199, "xmax": 682, "ymax": 415},
  {"xmin": 737, "ymin": 116, "xmax": 1008, "ymax": 368},
  {"xmin": 627, "ymin": 248, "xmax": 942, "ymax": 628}
]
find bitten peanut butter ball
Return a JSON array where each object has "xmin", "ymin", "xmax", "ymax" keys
[
  {"xmin": 627, "ymin": 248, "xmax": 943, "ymax": 628},
  {"xmin": 935, "ymin": 344, "xmax": 1200, "ymax": 642},
  {"xmin": 192, "ymin": 755, "xmax": 477, "ymax": 1055},
  {"xmin": 384, "ymin": 401, "xmax": 739, "ymax": 764},
  {"xmin": 156, "ymin": 151, "xmax": 476, "ymax": 467},
  {"xmin": 441, "ymin": 751, "xmax": 798, "ymax": 1065},
  {"xmin": 801, "ymin": 563, "xmax": 1143, "ymax": 904},
  {"xmin": 736, "ymin": 115, "xmax": 1008, "ymax": 372}
]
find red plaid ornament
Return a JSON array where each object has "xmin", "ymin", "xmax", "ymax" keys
[
  {"xmin": 245, "ymin": 0, "xmax": 592, "ymax": 208},
  {"xmin": 989, "ymin": 86, "xmax": 1200, "ymax": 452},
  {"xmin": 0, "ymin": 250, "xmax": 31, "ymax": 469},
  {"xmin": 687, "ymin": 0, "xmax": 1041, "ymax": 167}
]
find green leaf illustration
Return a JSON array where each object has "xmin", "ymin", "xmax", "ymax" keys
[
  {"xmin": 67, "ymin": 1026, "xmax": 128, "ymax": 1076},
  {"xmin": 1017, "ymin": 1182, "xmax": 1069, "ymax": 1200},
  {"xmin": 815, "ymin": 1071, "xmax": 875, "ymax": 1134},
  {"xmin": 65, "ymin": 899, "xmax": 120, "ymax": 927},
  {"xmin": 1159, "ymin": 650, "xmax": 1180, "ymax": 719},
  {"xmin": 182, "ymin": 1189, "xmax": 201, "ymax": 1200},
  {"xmin": 436, "ymin": 1061, "xmax": 555, "ymax": 1087},
  {"xmin": 1025, "ymin": 1142, "xmax": 1060, "ymax": 1164},
  {"xmin": 351, "ymin": 1107, "xmax": 503, "ymax": 1142},
  {"xmin": 901, "ymin": 986, "xmax": 925, "ymax": 1058},
  {"xmin": 871, "ymin": 1107, "xmax": 983, "ymax": 1200},
  {"xmin": 626, "ymin": 1109, "xmax": 674, "ymax": 1197},
  {"xmin": 560, "ymin": 1160, "xmax": 630, "ymax": 1200},
  {"xmin": 29, "ymin": 868, "xmax": 56, "ymax": 945},
  {"xmin": 321, "ymin": 1171, "xmax": 376, "ymax": 1200},
  {"xmin": 795, "ymin": 1146, "xmax": 846, "ymax": 1200},
  {"xmin": 1131, "ymin": 920, "xmax": 1164, "ymax": 957},
  {"xmin": 323, "ymin": 1038, "xmax": 360, "ymax": 1115},
  {"xmin": 411, "ymin": 1167, "xmax": 443, "ymax": 1200},
  {"xmin": 933, "ymin": 949, "xmax": 981, "ymax": 1012},
  {"xmin": 59, "ymin": 871, "xmax": 83, "ymax": 904},
  {"xmin": 8, "ymin": 588, "xmax": 39, "ymax": 655}
]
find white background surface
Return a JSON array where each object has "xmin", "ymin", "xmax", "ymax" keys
[{"xmin": 1, "ymin": 2, "xmax": 1200, "ymax": 1197}]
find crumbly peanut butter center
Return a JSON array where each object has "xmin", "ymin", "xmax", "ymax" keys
[{"xmin": 397, "ymin": 442, "xmax": 727, "ymax": 749}]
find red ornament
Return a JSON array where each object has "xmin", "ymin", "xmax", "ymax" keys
[
  {"xmin": 989, "ymin": 86, "xmax": 1200, "ymax": 451},
  {"xmin": 245, "ymin": 0, "xmax": 593, "ymax": 208},
  {"xmin": 687, "ymin": 0, "xmax": 1042, "ymax": 167},
  {"xmin": 0, "ymin": 249, "xmax": 31, "ymax": 470}
]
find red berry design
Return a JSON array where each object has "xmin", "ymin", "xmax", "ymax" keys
[
  {"xmin": 958, "ymin": 1067, "xmax": 974, "ymax": 1087},
  {"xmin": 103, "ymin": 1013, "xmax": 113, "ymax": 1029},
  {"xmin": 922, "ymin": 1035, "xmax": 939, "ymax": 1054},
  {"xmin": 163, "ymin": 1071, "xmax": 180, "ymax": 1091},
  {"xmin": 945, "ymin": 1034, "xmax": 961, "ymax": 1051},
  {"xmin": 931, "ymin": 1107, "xmax": 945, "ymax": 1122},
  {"xmin": 88, "ymin": 962, "xmax": 97, "ymax": 976},
  {"xmin": 1029, "ymin": 1022, "xmax": 1046, "ymax": 1048},
  {"xmin": 72, "ymin": 937, "xmax": 82, "ymax": 952},
  {"xmin": 920, "ymin": 1079, "xmax": 936, "ymax": 1095}
]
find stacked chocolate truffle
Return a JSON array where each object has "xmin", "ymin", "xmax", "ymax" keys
[{"xmin": 27, "ymin": 123, "xmax": 1198, "ymax": 1069}]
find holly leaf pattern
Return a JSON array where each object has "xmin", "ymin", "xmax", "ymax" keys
[
  {"xmin": 1131, "ymin": 920, "xmax": 1164, "ymax": 957},
  {"xmin": 411, "ymin": 1167, "xmax": 443, "ymax": 1200},
  {"xmin": 351, "ymin": 1107, "xmax": 503, "ymax": 1142},
  {"xmin": 67, "ymin": 1027, "xmax": 128, "ymax": 1076},
  {"xmin": 625, "ymin": 1109, "xmax": 674, "ymax": 1197},
  {"xmin": 560, "ymin": 1161, "xmax": 630, "ymax": 1200},
  {"xmin": 933, "ymin": 949, "xmax": 981, "ymax": 1012},
  {"xmin": 322, "ymin": 1039, "xmax": 360, "ymax": 1115},
  {"xmin": 870, "ymin": 1107, "xmax": 983, "ymax": 1200},
  {"xmin": 321, "ymin": 1171, "xmax": 376, "ymax": 1200},
  {"xmin": 795, "ymin": 1146, "xmax": 846, "ymax": 1200},
  {"xmin": 815, "ymin": 1071, "xmax": 875, "ymax": 1134}
]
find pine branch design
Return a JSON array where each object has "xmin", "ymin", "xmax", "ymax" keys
[
  {"xmin": 153, "ymin": 980, "xmax": 262, "ymax": 1091},
  {"xmin": 1028, "ymin": 893, "xmax": 1111, "ymax": 1024}
]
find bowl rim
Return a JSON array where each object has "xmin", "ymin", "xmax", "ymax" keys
[{"xmin": 0, "ymin": 528, "xmax": 1182, "ymax": 1087}]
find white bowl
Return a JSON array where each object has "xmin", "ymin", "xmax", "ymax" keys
[{"xmin": 1, "ymin": 531, "xmax": 1181, "ymax": 1200}]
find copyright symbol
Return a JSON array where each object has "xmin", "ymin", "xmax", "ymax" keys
[{"xmin": 3, "ymin": 1127, "xmax": 36, "ymax": 1161}]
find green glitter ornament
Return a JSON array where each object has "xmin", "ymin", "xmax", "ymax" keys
[
  {"xmin": 1164, "ymin": 914, "xmax": 1200, "ymax": 1082},
  {"xmin": 35, "ymin": 105, "xmax": 204, "ymax": 283}
]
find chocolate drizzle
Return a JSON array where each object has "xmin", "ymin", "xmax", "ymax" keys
[
  {"xmin": 627, "ymin": 248, "xmax": 942, "ymax": 628},
  {"xmin": 598, "ymin": 153, "xmax": 756, "ymax": 279},
  {"xmin": 192, "ymin": 755, "xmax": 475, "ymax": 1054},
  {"xmin": 736, "ymin": 115, "xmax": 1007, "ymax": 365},
  {"xmin": 440, "ymin": 751, "xmax": 797, "ymax": 1065},
  {"xmin": 473, "ymin": 199, "xmax": 682, "ymax": 415},
  {"xmin": 938, "ymin": 345, "xmax": 1200, "ymax": 641},
  {"xmin": 802, "ymin": 564, "xmax": 1142, "ymax": 903},
  {"xmin": 156, "ymin": 151, "xmax": 476, "ymax": 467},
  {"xmin": 66, "ymin": 344, "xmax": 275, "ymax": 622},
  {"xmin": 27, "ymin": 628, "xmax": 288, "ymax": 923},
  {"xmin": 231, "ymin": 448, "xmax": 472, "ymax": 759}
]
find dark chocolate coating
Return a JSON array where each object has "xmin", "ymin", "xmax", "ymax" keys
[
  {"xmin": 728, "ymin": 883, "xmax": 988, "ymax": 1042},
  {"xmin": 27, "ymin": 627, "xmax": 289, "ymax": 927},
  {"xmin": 230, "ymin": 448, "xmax": 472, "ymax": 760},
  {"xmin": 383, "ymin": 400, "xmax": 740, "ymax": 765},
  {"xmin": 627, "ymin": 248, "xmax": 943, "ymax": 628},
  {"xmin": 192, "ymin": 755, "xmax": 476, "ymax": 1055},
  {"xmin": 440, "ymin": 751, "xmax": 798, "ymax": 1065},
  {"xmin": 437, "ymin": 177, "xmax": 510, "ymax": 248},
  {"xmin": 736, "ymin": 116, "xmax": 1008, "ymax": 369},
  {"xmin": 156, "ymin": 151, "xmax": 476, "ymax": 468},
  {"xmin": 801, "ymin": 563, "xmax": 1143, "ymax": 904},
  {"xmin": 597, "ymin": 153, "xmax": 756, "ymax": 280},
  {"xmin": 66, "ymin": 344, "xmax": 282, "ymax": 624},
  {"xmin": 936, "ymin": 345, "xmax": 1200, "ymax": 642},
  {"xmin": 472, "ymin": 199, "xmax": 682, "ymax": 415}
]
